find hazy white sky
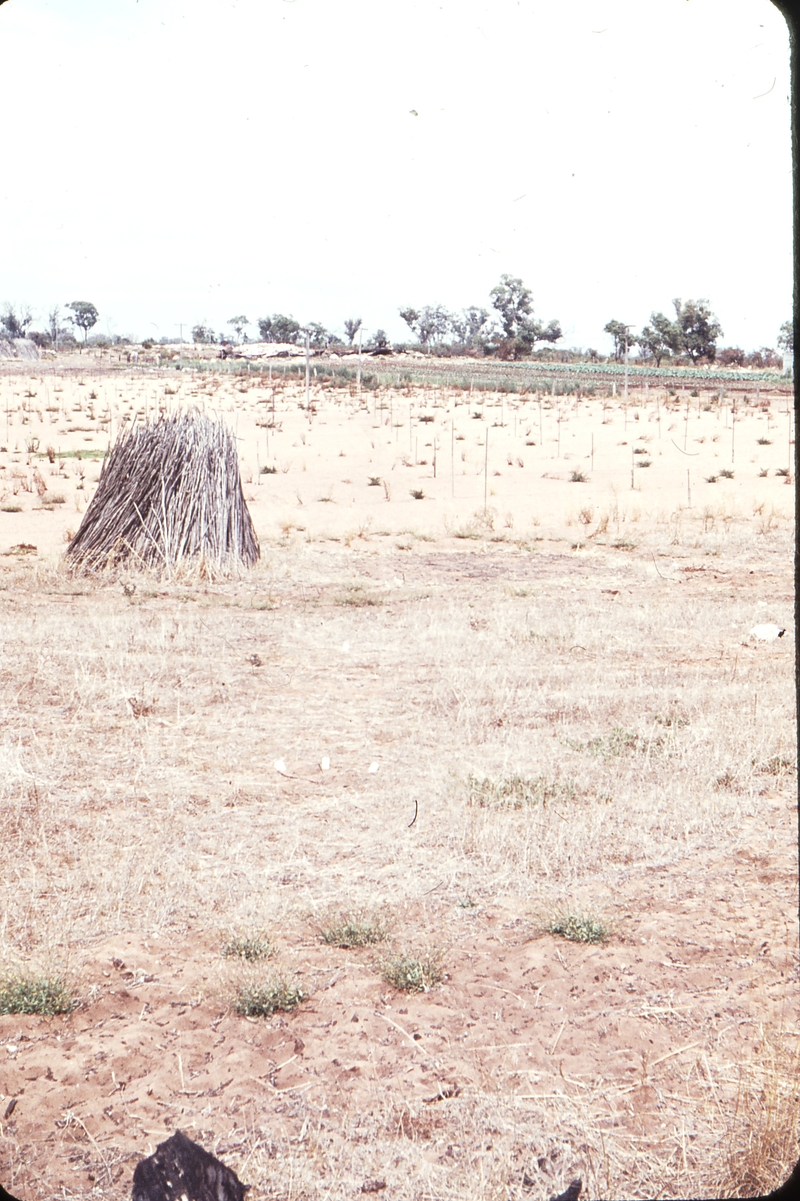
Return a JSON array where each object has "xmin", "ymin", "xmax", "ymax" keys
[{"xmin": 0, "ymin": 0, "xmax": 792, "ymax": 352}]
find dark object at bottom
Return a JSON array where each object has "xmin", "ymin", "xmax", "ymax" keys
[
  {"xmin": 0, "ymin": 1184, "xmax": 23, "ymax": 1201},
  {"xmin": 132, "ymin": 1130, "xmax": 250, "ymax": 1201},
  {"xmin": 548, "ymin": 1180, "xmax": 582, "ymax": 1201}
]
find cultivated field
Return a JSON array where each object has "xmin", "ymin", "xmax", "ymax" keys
[{"xmin": 0, "ymin": 355, "xmax": 796, "ymax": 1200}]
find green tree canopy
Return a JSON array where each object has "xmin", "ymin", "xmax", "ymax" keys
[
  {"xmin": 1, "ymin": 303, "xmax": 34, "ymax": 340},
  {"xmin": 228, "ymin": 315, "xmax": 249, "ymax": 343},
  {"xmin": 343, "ymin": 317, "xmax": 362, "ymax": 345},
  {"xmin": 67, "ymin": 301, "xmax": 99, "ymax": 345},
  {"xmin": 491, "ymin": 275, "xmax": 561, "ymax": 359},
  {"xmin": 673, "ymin": 298, "xmax": 722, "ymax": 363},
  {"xmin": 305, "ymin": 322, "xmax": 329, "ymax": 348},
  {"xmin": 603, "ymin": 319, "xmax": 639, "ymax": 362},
  {"xmin": 777, "ymin": 320, "xmax": 793, "ymax": 355},
  {"xmin": 637, "ymin": 312, "xmax": 682, "ymax": 366},
  {"xmin": 257, "ymin": 314, "xmax": 301, "ymax": 344},
  {"xmin": 399, "ymin": 308, "xmax": 420, "ymax": 340},
  {"xmin": 490, "ymin": 275, "xmax": 533, "ymax": 339}
]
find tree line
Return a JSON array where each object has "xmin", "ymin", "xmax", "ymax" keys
[
  {"xmin": 1, "ymin": 301, "xmax": 98, "ymax": 349},
  {"xmin": 2, "ymin": 278, "xmax": 793, "ymax": 368}
]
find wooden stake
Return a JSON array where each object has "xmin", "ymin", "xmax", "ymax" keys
[{"xmin": 484, "ymin": 427, "xmax": 489, "ymax": 513}]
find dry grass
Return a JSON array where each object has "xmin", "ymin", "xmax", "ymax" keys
[{"xmin": 0, "ymin": 364, "xmax": 796, "ymax": 1199}]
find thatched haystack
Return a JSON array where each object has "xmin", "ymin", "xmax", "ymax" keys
[{"xmin": 65, "ymin": 410, "xmax": 259, "ymax": 574}]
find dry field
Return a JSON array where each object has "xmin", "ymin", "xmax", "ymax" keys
[{"xmin": 0, "ymin": 355, "xmax": 797, "ymax": 1200}]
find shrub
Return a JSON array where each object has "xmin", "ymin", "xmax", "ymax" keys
[
  {"xmin": 547, "ymin": 912, "xmax": 609, "ymax": 944},
  {"xmin": 381, "ymin": 952, "xmax": 443, "ymax": 993},
  {"xmin": 0, "ymin": 974, "xmax": 74, "ymax": 1016},
  {"xmin": 570, "ymin": 470, "xmax": 588, "ymax": 483},
  {"xmin": 320, "ymin": 913, "xmax": 388, "ymax": 948},
  {"xmin": 234, "ymin": 976, "xmax": 305, "ymax": 1017},
  {"xmin": 222, "ymin": 935, "xmax": 272, "ymax": 961}
]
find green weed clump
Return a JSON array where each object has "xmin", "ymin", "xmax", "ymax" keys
[
  {"xmin": 381, "ymin": 953, "xmax": 443, "ymax": 993},
  {"xmin": 320, "ymin": 914, "xmax": 388, "ymax": 948},
  {"xmin": 0, "ymin": 974, "xmax": 74, "ymax": 1016},
  {"xmin": 581, "ymin": 724, "xmax": 678, "ymax": 759},
  {"xmin": 467, "ymin": 773, "xmax": 576, "ymax": 808},
  {"xmin": 234, "ymin": 976, "xmax": 305, "ymax": 1017},
  {"xmin": 547, "ymin": 912, "xmax": 609, "ymax": 944},
  {"xmin": 222, "ymin": 935, "xmax": 272, "ymax": 961}
]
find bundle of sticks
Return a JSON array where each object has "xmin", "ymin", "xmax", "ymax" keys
[{"xmin": 65, "ymin": 410, "xmax": 260, "ymax": 574}]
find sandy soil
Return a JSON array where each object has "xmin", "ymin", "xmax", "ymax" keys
[{"xmin": 0, "ymin": 356, "xmax": 796, "ymax": 1200}]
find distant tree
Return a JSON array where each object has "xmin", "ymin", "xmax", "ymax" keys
[
  {"xmin": 191, "ymin": 323, "xmax": 216, "ymax": 344},
  {"xmin": 305, "ymin": 322, "xmax": 329, "ymax": 349},
  {"xmin": 718, "ymin": 347, "xmax": 746, "ymax": 367},
  {"xmin": 672, "ymin": 298, "xmax": 722, "ymax": 363},
  {"xmin": 1, "ymin": 302, "xmax": 34, "ymax": 340},
  {"xmin": 416, "ymin": 305, "xmax": 451, "ymax": 348},
  {"xmin": 47, "ymin": 305, "xmax": 68, "ymax": 351},
  {"xmin": 66, "ymin": 301, "xmax": 99, "ymax": 347},
  {"xmin": 587, "ymin": 347, "xmax": 599, "ymax": 362},
  {"xmin": 369, "ymin": 329, "xmax": 391, "ymax": 352},
  {"xmin": 490, "ymin": 275, "xmax": 533, "ymax": 339},
  {"xmin": 777, "ymin": 320, "xmax": 793, "ymax": 356},
  {"xmin": 603, "ymin": 319, "xmax": 639, "ymax": 362},
  {"xmin": 343, "ymin": 317, "xmax": 362, "ymax": 345},
  {"xmin": 450, "ymin": 306, "xmax": 495, "ymax": 348},
  {"xmin": 257, "ymin": 314, "xmax": 301, "ymax": 344},
  {"xmin": 399, "ymin": 308, "xmax": 420, "ymax": 341},
  {"xmin": 490, "ymin": 275, "xmax": 561, "ymax": 359},
  {"xmin": 637, "ymin": 313, "xmax": 681, "ymax": 366},
  {"xmin": 745, "ymin": 347, "xmax": 780, "ymax": 369},
  {"xmin": 228, "ymin": 315, "xmax": 249, "ymax": 343}
]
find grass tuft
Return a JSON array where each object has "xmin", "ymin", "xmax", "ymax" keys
[
  {"xmin": 381, "ymin": 952, "xmax": 443, "ymax": 993},
  {"xmin": 320, "ymin": 913, "xmax": 389, "ymax": 948},
  {"xmin": 581, "ymin": 725, "xmax": 677, "ymax": 758},
  {"xmin": 547, "ymin": 912, "xmax": 609, "ymax": 944},
  {"xmin": 0, "ymin": 974, "xmax": 74, "ymax": 1016},
  {"xmin": 467, "ymin": 773, "xmax": 576, "ymax": 808},
  {"xmin": 222, "ymin": 935, "xmax": 272, "ymax": 961},
  {"xmin": 714, "ymin": 1030, "xmax": 800, "ymax": 1198},
  {"xmin": 234, "ymin": 975, "xmax": 306, "ymax": 1017}
]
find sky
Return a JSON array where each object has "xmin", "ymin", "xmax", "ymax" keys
[{"xmin": 0, "ymin": 0, "xmax": 793, "ymax": 353}]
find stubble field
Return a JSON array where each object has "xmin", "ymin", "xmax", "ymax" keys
[{"xmin": 0, "ymin": 354, "xmax": 796, "ymax": 1200}]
